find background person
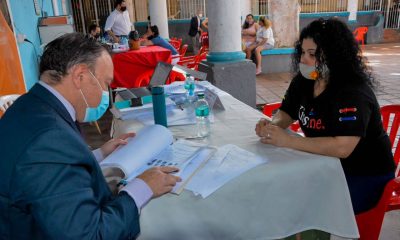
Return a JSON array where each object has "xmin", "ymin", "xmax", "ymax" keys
[
  {"xmin": 141, "ymin": 25, "xmax": 180, "ymax": 64},
  {"xmin": 104, "ymin": 0, "xmax": 134, "ymax": 43},
  {"xmin": 188, "ymin": 9, "xmax": 203, "ymax": 54},
  {"xmin": 245, "ymin": 16, "xmax": 274, "ymax": 75},
  {"xmin": 0, "ymin": 33, "xmax": 181, "ymax": 239},
  {"xmin": 88, "ymin": 23, "xmax": 101, "ymax": 41},
  {"xmin": 242, "ymin": 14, "xmax": 259, "ymax": 50},
  {"xmin": 255, "ymin": 19, "xmax": 395, "ymax": 214}
]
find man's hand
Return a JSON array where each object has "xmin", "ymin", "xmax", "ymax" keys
[
  {"xmin": 138, "ymin": 167, "xmax": 182, "ymax": 198},
  {"xmin": 113, "ymin": 36, "xmax": 120, "ymax": 44},
  {"xmin": 100, "ymin": 132, "xmax": 135, "ymax": 158}
]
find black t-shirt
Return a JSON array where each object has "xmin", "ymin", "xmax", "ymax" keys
[{"xmin": 280, "ymin": 75, "xmax": 395, "ymax": 175}]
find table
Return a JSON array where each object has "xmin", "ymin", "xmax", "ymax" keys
[
  {"xmin": 111, "ymin": 46, "xmax": 172, "ymax": 88},
  {"xmin": 112, "ymin": 82, "xmax": 359, "ymax": 240}
]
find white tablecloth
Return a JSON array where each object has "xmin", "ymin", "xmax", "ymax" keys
[{"xmin": 111, "ymin": 82, "xmax": 359, "ymax": 240}]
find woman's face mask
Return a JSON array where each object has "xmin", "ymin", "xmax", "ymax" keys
[{"xmin": 299, "ymin": 63, "xmax": 329, "ymax": 80}]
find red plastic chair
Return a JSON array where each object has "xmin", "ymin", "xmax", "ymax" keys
[
  {"xmin": 354, "ymin": 105, "xmax": 400, "ymax": 239},
  {"xmin": 380, "ymin": 104, "xmax": 400, "ymax": 211},
  {"xmin": 169, "ymin": 39, "xmax": 181, "ymax": 51},
  {"xmin": 135, "ymin": 69, "xmax": 154, "ymax": 87},
  {"xmin": 262, "ymin": 102, "xmax": 301, "ymax": 132},
  {"xmin": 200, "ymin": 32, "xmax": 209, "ymax": 48},
  {"xmin": 179, "ymin": 44, "xmax": 188, "ymax": 56},
  {"xmin": 355, "ymin": 177, "xmax": 400, "ymax": 240},
  {"xmin": 353, "ymin": 27, "xmax": 368, "ymax": 49},
  {"xmin": 381, "ymin": 105, "xmax": 400, "ymax": 169},
  {"xmin": 177, "ymin": 46, "xmax": 208, "ymax": 70}
]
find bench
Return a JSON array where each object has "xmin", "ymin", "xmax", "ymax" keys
[{"xmin": 259, "ymin": 48, "xmax": 295, "ymax": 73}]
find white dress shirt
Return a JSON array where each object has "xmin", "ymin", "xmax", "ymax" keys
[
  {"xmin": 38, "ymin": 81, "xmax": 152, "ymax": 211},
  {"xmin": 105, "ymin": 9, "xmax": 133, "ymax": 36}
]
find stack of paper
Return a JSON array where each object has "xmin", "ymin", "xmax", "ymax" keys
[{"xmin": 185, "ymin": 145, "xmax": 268, "ymax": 198}]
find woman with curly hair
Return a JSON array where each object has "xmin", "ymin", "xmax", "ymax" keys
[{"xmin": 255, "ymin": 18, "xmax": 395, "ymax": 214}]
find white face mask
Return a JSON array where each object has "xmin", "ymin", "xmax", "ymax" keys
[
  {"xmin": 198, "ymin": 14, "xmax": 203, "ymax": 18},
  {"xmin": 299, "ymin": 63, "xmax": 329, "ymax": 80}
]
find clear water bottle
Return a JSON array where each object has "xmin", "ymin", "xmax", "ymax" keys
[
  {"xmin": 184, "ymin": 74, "xmax": 196, "ymax": 103},
  {"xmin": 195, "ymin": 92, "xmax": 210, "ymax": 137},
  {"xmin": 120, "ymin": 36, "xmax": 128, "ymax": 49}
]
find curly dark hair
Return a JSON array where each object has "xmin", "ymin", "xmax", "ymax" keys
[{"xmin": 292, "ymin": 18, "xmax": 375, "ymax": 90}]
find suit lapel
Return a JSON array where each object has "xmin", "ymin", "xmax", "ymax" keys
[{"xmin": 29, "ymin": 84, "xmax": 81, "ymax": 134}]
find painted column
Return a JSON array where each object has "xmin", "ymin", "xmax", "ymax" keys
[
  {"xmin": 149, "ymin": 0, "xmax": 169, "ymax": 39},
  {"xmin": 52, "ymin": 0, "xmax": 59, "ymax": 16},
  {"xmin": 206, "ymin": 0, "xmax": 245, "ymax": 62},
  {"xmin": 347, "ymin": 0, "xmax": 359, "ymax": 23},
  {"xmin": 269, "ymin": 0, "xmax": 299, "ymax": 48}
]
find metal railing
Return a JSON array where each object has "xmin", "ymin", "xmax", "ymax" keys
[
  {"xmin": 299, "ymin": 0, "xmax": 348, "ymax": 13},
  {"xmin": 70, "ymin": 0, "xmax": 400, "ymax": 33},
  {"xmin": 384, "ymin": 0, "xmax": 400, "ymax": 28},
  {"xmin": 168, "ymin": 0, "xmax": 206, "ymax": 19},
  {"xmin": 358, "ymin": 0, "xmax": 384, "ymax": 11}
]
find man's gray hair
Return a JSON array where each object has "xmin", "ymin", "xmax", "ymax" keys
[{"xmin": 39, "ymin": 33, "xmax": 109, "ymax": 82}]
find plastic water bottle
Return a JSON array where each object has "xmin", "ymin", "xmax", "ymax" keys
[
  {"xmin": 195, "ymin": 92, "xmax": 210, "ymax": 137},
  {"xmin": 184, "ymin": 74, "xmax": 196, "ymax": 103},
  {"xmin": 120, "ymin": 36, "xmax": 128, "ymax": 49}
]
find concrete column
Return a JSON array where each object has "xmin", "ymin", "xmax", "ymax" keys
[
  {"xmin": 347, "ymin": 0, "xmax": 359, "ymax": 23},
  {"xmin": 199, "ymin": 0, "xmax": 255, "ymax": 107},
  {"xmin": 206, "ymin": 0, "xmax": 245, "ymax": 62},
  {"xmin": 240, "ymin": 0, "xmax": 252, "ymax": 24},
  {"xmin": 52, "ymin": 0, "xmax": 60, "ymax": 16},
  {"xmin": 149, "ymin": 0, "xmax": 170, "ymax": 39},
  {"xmin": 269, "ymin": 0, "xmax": 299, "ymax": 48}
]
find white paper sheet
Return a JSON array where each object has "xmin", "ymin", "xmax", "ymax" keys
[{"xmin": 185, "ymin": 144, "xmax": 268, "ymax": 198}]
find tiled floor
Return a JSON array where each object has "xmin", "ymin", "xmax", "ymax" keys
[{"xmin": 82, "ymin": 43, "xmax": 400, "ymax": 239}]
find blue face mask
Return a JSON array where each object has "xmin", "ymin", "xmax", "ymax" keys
[{"xmin": 80, "ymin": 71, "xmax": 109, "ymax": 122}]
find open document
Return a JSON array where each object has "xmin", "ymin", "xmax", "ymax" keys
[
  {"xmin": 185, "ymin": 144, "xmax": 268, "ymax": 198},
  {"xmin": 100, "ymin": 125, "xmax": 215, "ymax": 194}
]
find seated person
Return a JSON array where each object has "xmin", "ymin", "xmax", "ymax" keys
[
  {"xmin": 141, "ymin": 25, "xmax": 180, "ymax": 64},
  {"xmin": 245, "ymin": 16, "xmax": 275, "ymax": 75},
  {"xmin": 0, "ymin": 33, "xmax": 181, "ymax": 239},
  {"xmin": 87, "ymin": 23, "xmax": 101, "ymax": 41},
  {"xmin": 241, "ymin": 14, "xmax": 259, "ymax": 49},
  {"xmin": 255, "ymin": 19, "xmax": 395, "ymax": 215}
]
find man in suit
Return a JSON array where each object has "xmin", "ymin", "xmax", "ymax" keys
[
  {"xmin": 188, "ymin": 9, "xmax": 203, "ymax": 54},
  {"xmin": 0, "ymin": 33, "xmax": 180, "ymax": 239}
]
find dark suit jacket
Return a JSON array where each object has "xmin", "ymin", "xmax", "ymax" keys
[
  {"xmin": 188, "ymin": 16, "xmax": 201, "ymax": 37},
  {"xmin": 0, "ymin": 84, "xmax": 140, "ymax": 239}
]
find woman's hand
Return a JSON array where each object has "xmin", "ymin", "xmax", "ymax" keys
[
  {"xmin": 259, "ymin": 124, "xmax": 292, "ymax": 148},
  {"xmin": 100, "ymin": 132, "xmax": 135, "ymax": 157},
  {"xmin": 255, "ymin": 118, "xmax": 270, "ymax": 137}
]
